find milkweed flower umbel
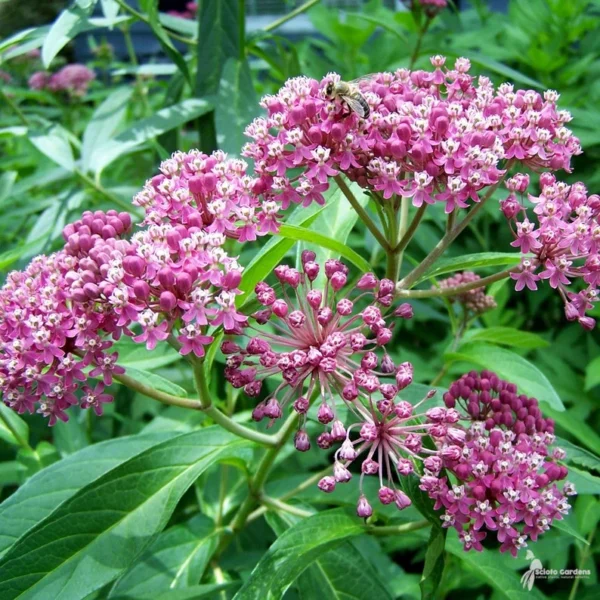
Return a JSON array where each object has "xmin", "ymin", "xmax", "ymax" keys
[
  {"xmin": 437, "ymin": 271, "xmax": 497, "ymax": 314},
  {"xmin": 504, "ymin": 173, "xmax": 599, "ymax": 329},
  {"xmin": 242, "ymin": 57, "xmax": 580, "ymax": 216},
  {"xmin": 420, "ymin": 371, "xmax": 575, "ymax": 556}
]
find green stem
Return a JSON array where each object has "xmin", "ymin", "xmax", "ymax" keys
[
  {"xmin": 334, "ymin": 175, "xmax": 391, "ymax": 253},
  {"xmin": 408, "ymin": 18, "xmax": 431, "ymax": 69},
  {"xmin": 396, "ymin": 268, "xmax": 515, "ymax": 299},
  {"xmin": 213, "ymin": 413, "xmax": 298, "ymax": 558},
  {"xmin": 73, "ymin": 169, "xmax": 137, "ymax": 213},
  {"xmin": 264, "ymin": 0, "xmax": 322, "ymax": 32},
  {"xmin": 397, "ymin": 177, "xmax": 507, "ymax": 290},
  {"xmin": 114, "ymin": 369, "xmax": 277, "ymax": 447},
  {"xmin": 0, "ymin": 89, "xmax": 30, "ymax": 126},
  {"xmin": 113, "ymin": 0, "xmax": 197, "ymax": 45},
  {"xmin": 568, "ymin": 526, "xmax": 596, "ymax": 600},
  {"xmin": 260, "ymin": 496, "xmax": 314, "ymax": 519},
  {"xmin": 394, "ymin": 204, "xmax": 426, "ymax": 254},
  {"xmin": 365, "ymin": 519, "xmax": 430, "ymax": 536}
]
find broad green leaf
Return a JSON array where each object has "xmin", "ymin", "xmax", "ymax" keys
[
  {"xmin": 112, "ymin": 64, "xmax": 178, "ymax": 77},
  {"xmin": 445, "ymin": 343, "xmax": 564, "ymax": 411},
  {"xmin": 0, "ymin": 428, "xmax": 251, "ymax": 600},
  {"xmin": 0, "ymin": 171, "xmax": 17, "ymax": 204},
  {"xmin": 100, "ymin": 0, "xmax": 120, "ymax": 21},
  {"xmin": 584, "ymin": 355, "xmax": 600, "ymax": 390},
  {"xmin": 30, "ymin": 128, "xmax": 74, "ymax": 172},
  {"xmin": 0, "ymin": 462, "xmax": 25, "ymax": 487},
  {"xmin": 420, "ymin": 526, "xmax": 446, "ymax": 600},
  {"xmin": 0, "ymin": 404, "xmax": 30, "ymax": 448},
  {"xmin": 0, "ymin": 432, "xmax": 176, "ymax": 558},
  {"xmin": 112, "ymin": 337, "xmax": 182, "ymax": 371},
  {"xmin": 119, "ymin": 367, "xmax": 189, "ymax": 398},
  {"xmin": 234, "ymin": 509, "xmax": 364, "ymax": 600},
  {"xmin": 544, "ymin": 408, "xmax": 600, "ymax": 455},
  {"xmin": 41, "ymin": 0, "xmax": 96, "ymax": 68},
  {"xmin": 215, "ymin": 58, "xmax": 259, "ymax": 155},
  {"xmin": 445, "ymin": 535, "xmax": 546, "ymax": 600},
  {"xmin": 468, "ymin": 54, "xmax": 545, "ymax": 89},
  {"xmin": 90, "ymin": 98, "xmax": 212, "ymax": 175},
  {"xmin": 139, "ymin": 0, "xmax": 191, "ymax": 85},
  {"xmin": 566, "ymin": 466, "xmax": 600, "ymax": 495},
  {"xmin": 196, "ymin": 0, "xmax": 243, "ymax": 97},
  {"xmin": 416, "ymin": 252, "xmax": 521, "ymax": 285},
  {"xmin": 82, "ymin": 86, "xmax": 133, "ymax": 172},
  {"xmin": 461, "ymin": 327, "xmax": 549, "ymax": 350},
  {"xmin": 0, "ymin": 26, "xmax": 51, "ymax": 57},
  {"xmin": 109, "ymin": 515, "xmax": 217, "ymax": 597},
  {"xmin": 265, "ymin": 510, "xmax": 393, "ymax": 600},
  {"xmin": 555, "ymin": 437, "xmax": 600, "ymax": 473},
  {"xmin": 159, "ymin": 13, "xmax": 198, "ymax": 37},
  {"xmin": 0, "ymin": 127, "xmax": 28, "ymax": 138},
  {"xmin": 278, "ymin": 224, "xmax": 371, "ymax": 273}
]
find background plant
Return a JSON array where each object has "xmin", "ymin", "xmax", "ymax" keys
[{"xmin": 0, "ymin": 1, "xmax": 599, "ymax": 599}]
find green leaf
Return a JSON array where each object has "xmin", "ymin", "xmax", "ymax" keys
[
  {"xmin": 461, "ymin": 327, "xmax": 549, "ymax": 350},
  {"xmin": 100, "ymin": 0, "xmax": 120, "ymax": 21},
  {"xmin": 468, "ymin": 53, "xmax": 545, "ymax": 89},
  {"xmin": 30, "ymin": 127, "xmax": 74, "ymax": 172},
  {"xmin": 90, "ymin": 98, "xmax": 213, "ymax": 175},
  {"xmin": 552, "ymin": 519, "xmax": 590, "ymax": 546},
  {"xmin": 416, "ymin": 252, "xmax": 521, "ymax": 285},
  {"xmin": 112, "ymin": 337, "xmax": 182, "ymax": 371},
  {"xmin": 566, "ymin": 466, "xmax": 600, "ymax": 495},
  {"xmin": 139, "ymin": 0, "xmax": 191, "ymax": 85},
  {"xmin": 584, "ymin": 355, "xmax": 600, "ymax": 390},
  {"xmin": 278, "ymin": 224, "xmax": 371, "ymax": 273},
  {"xmin": 0, "ymin": 432, "xmax": 176, "ymax": 558},
  {"xmin": 158, "ymin": 13, "xmax": 197, "ymax": 38},
  {"xmin": 0, "ymin": 26, "xmax": 50, "ymax": 56},
  {"xmin": 555, "ymin": 437, "xmax": 600, "ymax": 473},
  {"xmin": 196, "ymin": 0, "xmax": 243, "ymax": 97},
  {"xmin": 109, "ymin": 515, "xmax": 218, "ymax": 597},
  {"xmin": 234, "ymin": 509, "xmax": 364, "ymax": 600},
  {"xmin": 445, "ymin": 534, "xmax": 546, "ymax": 600},
  {"xmin": 0, "ymin": 428, "xmax": 251, "ymax": 600},
  {"xmin": 111, "ymin": 584, "xmax": 238, "ymax": 600},
  {"xmin": 0, "ymin": 171, "xmax": 17, "ymax": 205},
  {"xmin": 215, "ymin": 58, "xmax": 259, "ymax": 155},
  {"xmin": 419, "ymin": 526, "xmax": 446, "ymax": 600},
  {"xmin": 445, "ymin": 343, "xmax": 564, "ymax": 411},
  {"xmin": 82, "ymin": 86, "xmax": 133, "ymax": 172},
  {"xmin": 544, "ymin": 408, "xmax": 600, "ymax": 455},
  {"xmin": 119, "ymin": 367, "xmax": 188, "ymax": 398},
  {"xmin": 264, "ymin": 510, "xmax": 393, "ymax": 600},
  {"xmin": 0, "ymin": 404, "xmax": 29, "ymax": 448},
  {"xmin": 41, "ymin": 0, "xmax": 96, "ymax": 68}
]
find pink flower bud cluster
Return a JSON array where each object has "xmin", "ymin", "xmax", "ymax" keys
[
  {"xmin": 132, "ymin": 150, "xmax": 281, "ymax": 241},
  {"xmin": 222, "ymin": 255, "xmax": 415, "ymax": 444},
  {"xmin": 0, "ymin": 211, "xmax": 132, "ymax": 425},
  {"xmin": 167, "ymin": 1, "xmax": 198, "ymax": 19},
  {"xmin": 504, "ymin": 173, "xmax": 599, "ymax": 329},
  {"xmin": 242, "ymin": 57, "xmax": 580, "ymax": 215},
  {"xmin": 420, "ymin": 371, "xmax": 574, "ymax": 556},
  {"xmin": 437, "ymin": 271, "xmax": 497, "ymax": 314},
  {"xmin": 29, "ymin": 64, "xmax": 95, "ymax": 96}
]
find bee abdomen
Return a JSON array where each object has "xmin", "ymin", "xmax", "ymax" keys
[{"xmin": 357, "ymin": 95, "xmax": 370, "ymax": 118}]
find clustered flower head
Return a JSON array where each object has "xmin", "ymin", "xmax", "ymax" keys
[
  {"xmin": 133, "ymin": 149, "xmax": 281, "ymax": 242},
  {"xmin": 503, "ymin": 173, "xmax": 599, "ymax": 329},
  {"xmin": 420, "ymin": 371, "xmax": 575, "ymax": 556},
  {"xmin": 0, "ymin": 211, "xmax": 132, "ymax": 424},
  {"xmin": 29, "ymin": 64, "xmax": 95, "ymax": 96},
  {"xmin": 243, "ymin": 57, "xmax": 579, "ymax": 216},
  {"xmin": 437, "ymin": 271, "xmax": 497, "ymax": 314}
]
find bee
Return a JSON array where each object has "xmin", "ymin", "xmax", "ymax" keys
[{"xmin": 325, "ymin": 79, "xmax": 370, "ymax": 119}]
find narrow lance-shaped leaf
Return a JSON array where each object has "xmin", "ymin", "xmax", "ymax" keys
[{"xmin": 0, "ymin": 428, "xmax": 252, "ymax": 600}]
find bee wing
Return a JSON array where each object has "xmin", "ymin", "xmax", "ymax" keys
[
  {"xmin": 350, "ymin": 74, "xmax": 376, "ymax": 87},
  {"xmin": 341, "ymin": 94, "xmax": 368, "ymax": 118}
]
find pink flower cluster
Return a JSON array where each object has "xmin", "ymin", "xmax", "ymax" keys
[
  {"xmin": 438, "ymin": 271, "xmax": 497, "ymax": 314},
  {"xmin": 28, "ymin": 64, "xmax": 95, "ymax": 96},
  {"xmin": 133, "ymin": 149, "xmax": 281, "ymax": 242},
  {"xmin": 504, "ymin": 173, "xmax": 600, "ymax": 329},
  {"xmin": 242, "ymin": 57, "xmax": 580, "ymax": 215},
  {"xmin": 0, "ymin": 211, "xmax": 132, "ymax": 424},
  {"xmin": 222, "ymin": 256, "xmax": 414, "ymax": 441},
  {"xmin": 420, "ymin": 371, "xmax": 574, "ymax": 556}
]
